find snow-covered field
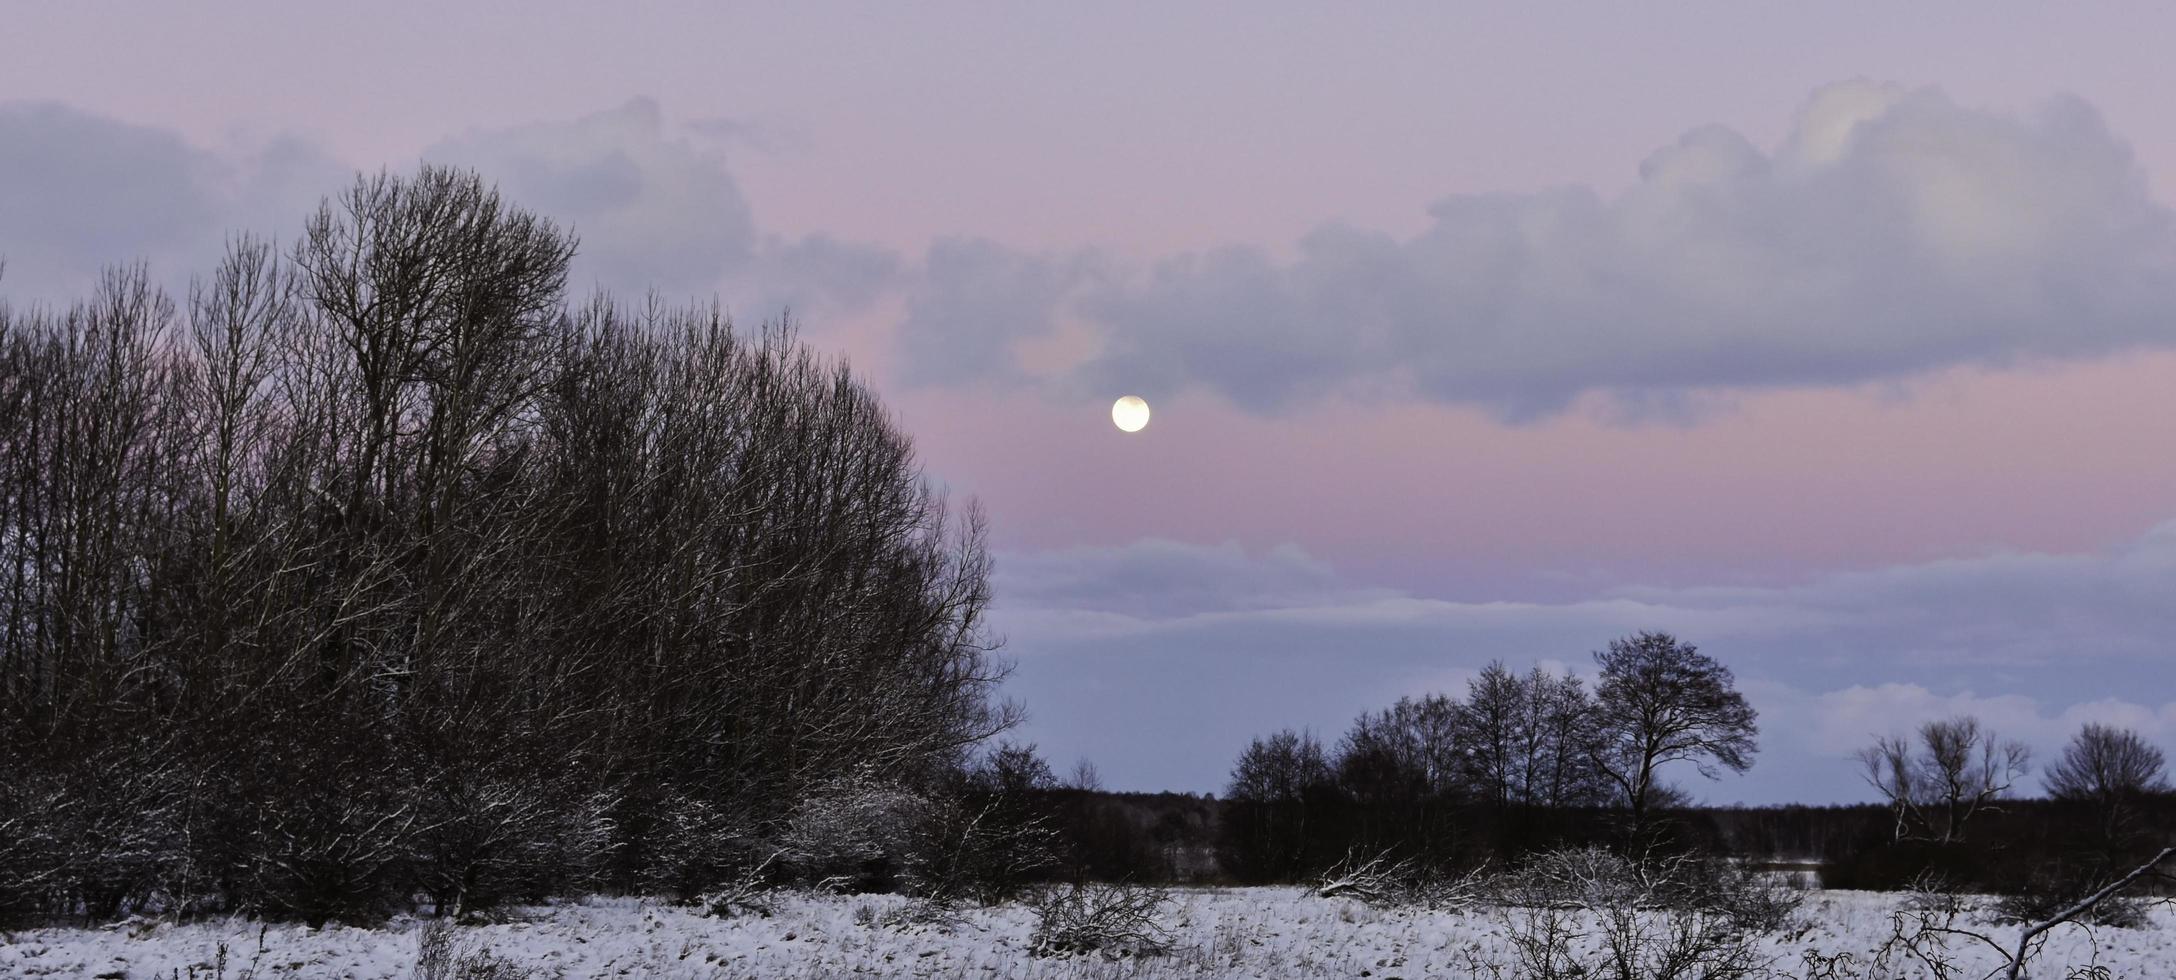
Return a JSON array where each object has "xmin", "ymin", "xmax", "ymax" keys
[{"xmin": 3, "ymin": 888, "xmax": 2172, "ymax": 979}]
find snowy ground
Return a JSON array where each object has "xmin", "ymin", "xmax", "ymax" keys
[{"xmin": 3, "ymin": 887, "xmax": 2172, "ymax": 979}]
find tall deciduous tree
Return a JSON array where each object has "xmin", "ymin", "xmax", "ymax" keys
[
  {"xmin": 1858, "ymin": 715, "xmax": 2030, "ymax": 844},
  {"xmin": 2045, "ymin": 723, "xmax": 2168, "ymax": 805},
  {"xmin": 1589, "ymin": 632, "xmax": 1759, "ymax": 837},
  {"xmin": 0, "ymin": 166, "xmax": 1015, "ymax": 923},
  {"xmin": 1454, "ymin": 662, "xmax": 1607, "ymax": 809},
  {"xmin": 2044, "ymin": 722, "xmax": 2167, "ymax": 841}
]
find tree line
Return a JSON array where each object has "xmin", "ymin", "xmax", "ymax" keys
[
  {"xmin": 0, "ymin": 167, "xmax": 1018, "ymax": 924},
  {"xmin": 1201, "ymin": 631, "xmax": 2171, "ymax": 906},
  {"xmin": 1219, "ymin": 631, "xmax": 1759, "ymax": 881}
]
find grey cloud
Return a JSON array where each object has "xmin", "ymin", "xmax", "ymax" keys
[
  {"xmin": 683, "ymin": 115, "xmax": 810, "ymax": 156},
  {"xmin": 742, "ymin": 233, "xmax": 900, "ymax": 319},
  {"xmin": 907, "ymin": 82, "xmax": 2176, "ymax": 418},
  {"xmin": 426, "ymin": 98, "xmax": 901, "ymax": 316},
  {"xmin": 426, "ymin": 98, "xmax": 760, "ymax": 297},
  {"xmin": 0, "ymin": 99, "xmax": 900, "ymax": 319},
  {"xmin": 0, "ymin": 102, "xmax": 341, "ymax": 304},
  {"xmin": 996, "ymin": 522, "xmax": 2176, "ymax": 801},
  {"xmin": 898, "ymin": 239, "xmax": 1094, "ymax": 386}
]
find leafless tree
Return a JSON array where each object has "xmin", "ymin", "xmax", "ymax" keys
[
  {"xmin": 1222, "ymin": 729, "xmax": 1335, "ymax": 881},
  {"xmin": 1338, "ymin": 694, "xmax": 1460, "ymax": 805},
  {"xmin": 1455, "ymin": 662, "xmax": 1608, "ymax": 809},
  {"xmin": 2044, "ymin": 723, "xmax": 2167, "ymax": 810},
  {"xmin": 0, "ymin": 166, "xmax": 1018, "ymax": 923},
  {"xmin": 1228, "ymin": 729, "xmax": 1335, "ymax": 805},
  {"xmin": 1588, "ymin": 632, "xmax": 1759, "ymax": 838},
  {"xmin": 1858, "ymin": 715, "xmax": 2030, "ymax": 844},
  {"xmin": 1065, "ymin": 758, "xmax": 1104, "ymax": 793}
]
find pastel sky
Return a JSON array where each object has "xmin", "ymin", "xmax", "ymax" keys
[{"xmin": 8, "ymin": 3, "xmax": 2176, "ymax": 804}]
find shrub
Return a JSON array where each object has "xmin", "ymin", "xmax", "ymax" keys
[
  {"xmin": 780, "ymin": 773, "xmax": 933, "ymax": 892},
  {"xmin": 906, "ymin": 793, "xmax": 1058, "ymax": 904},
  {"xmin": 629, "ymin": 794, "xmax": 764, "ymax": 903},
  {"xmin": 1989, "ymin": 864, "xmax": 2152, "ymax": 930},
  {"xmin": 1475, "ymin": 847, "xmax": 1787, "ymax": 980},
  {"xmin": 1314, "ymin": 848, "xmax": 1489, "ymax": 910},
  {"xmin": 1027, "ymin": 882, "xmax": 1174, "ymax": 959},
  {"xmin": 411, "ymin": 919, "xmax": 538, "ymax": 980}
]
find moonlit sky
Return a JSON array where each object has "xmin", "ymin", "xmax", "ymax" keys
[{"xmin": 8, "ymin": 3, "xmax": 2176, "ymax": 804}]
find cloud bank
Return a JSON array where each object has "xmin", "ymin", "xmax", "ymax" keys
[
  {"xmin": 906, "ymin": 82, "xmax": 2176, "ymax": 419},
  {"xmin": 15, "ymin": 83, "xmax": 2174, "ymax": 416},
  {"xmin": 1, "ymin": 99, "xmax": 895, "ymax": 318},
  {"xmin": 425, "ymin": 98, "xmax": 761, "ymax": 296},
  {"xmin": 0, "ymin": 103, "xmax": 345, "ymax": 303}
]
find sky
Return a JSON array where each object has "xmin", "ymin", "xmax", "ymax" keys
[{"xmin": 6, "ymin": 2, "xmax": 2176, "ymax": 805}]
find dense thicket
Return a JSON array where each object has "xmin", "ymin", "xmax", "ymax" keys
[{"xmin": 0, "ymin": 167, "xmax": 1011, "ymax": 923}]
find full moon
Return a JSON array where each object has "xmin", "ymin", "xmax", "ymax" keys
[{"xmin": 1111, "ymin": 395, "xmax": 1151, "ymax": 433}]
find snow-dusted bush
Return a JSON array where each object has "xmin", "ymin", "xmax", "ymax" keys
[
  {"xmin": 697, "ymin": 851, "xmax": 780, "ymax": 919},
  {"xmin": 1028, "ymin": 881, "xmax": 1174, "ymax": 959},
  {"xmin": 1314, "ymin": 848, "xmax": 1488, "ymax": 910},
  {"xmin": 0, "ymin": 167, "xmax": 1013, "ymax": 925},
  {"xmin": 0, "ymin": 754, "xmax": 187, "ymax": 921},
  {"xmin": 779, "ymin": 771, "xmax": 934, "ymax": 891},
  {"xmin": 629, "ymin": 794, "xmax": 767, "ymax": 903},
  {"xmin": 1490, "ymin": 847, "xmax": 1801, "ymax": 934},
  {"xmin": 411, "ymin": 918, "xmax": 537, "ymax": 980},
  {"xmin": 1467, "ymin": 847, "xmax": 1802, "ymax": 980},
  {"xmin": 233, "ymin": 741, "xmax": 424, "ymax": 925},
  {"xmin": 414, "ymin": 773, "xmax": 618, "ymax": 917},
  {"xmin": 907, "ymin": 791, "xmax": 1059, "ymax": 904},
  {"xmin": 1990, "ymin": 862, "xmax": 2154, "ymax": 929}
]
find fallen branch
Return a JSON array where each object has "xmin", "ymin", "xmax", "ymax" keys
[{"xmin": 2002, "ymin": 846, "xmax": 2174, "ymax": 980}]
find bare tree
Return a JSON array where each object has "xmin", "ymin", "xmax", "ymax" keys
[
  {"xmin": 0, "ymin": 165, "xmax": 1021, "ymax": 923},
  {"xmin": 1858, "ymin": 715, "xmax": 2030, "ymax": 844},
  {"xmin": 1588, "ymin": 632, "xmax": 1759, "ymax": 837},
  {"xmin": 1229, "ymin": 729, "xmax": 1334, "ymax": 805},
  {"xmin": 1455, "ymin": 663, "xmax": 1526, "ymax": 807},
  {"xmin": 1338, "ymin": 694, "xmax": 1460, "ymax": 805},
  {"xmin": 2044, "ymin": 722, "xmax": 2167, "ymax": 806},
  {"xmin": 1222, "ymin": 729, "xmax": 1335, "ymax": 882},
  {"xmin": 1065, "ymin": 758, "xmax": 1104, "ymax": 793},
  {"xmin": 1454, "ymin": 662, "xmax": 1607, "ymax": 809},
  {"xmin": 2044, "ymin": 722, "xmax": 2168, "ymax": 850}
]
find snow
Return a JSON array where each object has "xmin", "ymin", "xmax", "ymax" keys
[{"xmin": 3, "ymin": 888, "xmax": 2172, "ymax": 978}]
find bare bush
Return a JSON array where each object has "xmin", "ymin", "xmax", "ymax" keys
[
  {"xmin": 1676, "ymin": 859, "xmax": 1806, "ymax": 934},
  {"xmin": 1492, "ymin": 847, "xmax": 1798, "ymax": 927},
  {"xmin": 874, "ymin": 895, "xmax": 965, "ymax": 930},
  {"xmin": 906, "ymin": 791, "xmax": 1057, "ymax": 905},
  {"xmin": 699, "ymin": 850, "xmax": 781, "ymax": 919},
  {"xmin": 779, "ymin": 772, "xmax": 933, "ymax": 891},
  {"xmin": 1991, "ymin": 866, "xmax": 2152, "ymax": 930},
  {"xmin": 1028, "ymin": 882, "xmax": 1174, "ymax": 959},
  {"xmin": 1861, "ymin": 846, "xmax": 2175, "ymax": 980},
  {"xmin": 633, "ymin": 794, "xmax": 766, "ymax": 904},
  {"xmin": 1488, "ymin": 901, "xmax": 1764, "ymax": 980},
  {"xmin": 411, "ymin": 919, "xmax": 537, "ymax": 980},
  {"xmin": 1316, "ymin": 848, "xmax": 1489, "ymax": 910},
  {"xmin": 1469, "ymin": 847, "xmax": 1802, "ymax": 980}
]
